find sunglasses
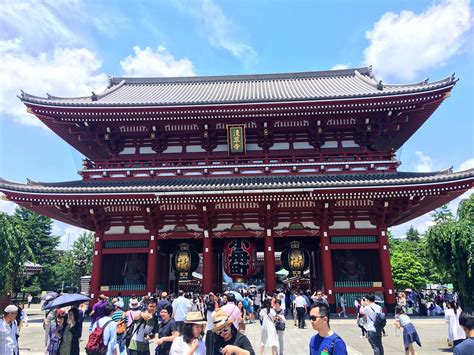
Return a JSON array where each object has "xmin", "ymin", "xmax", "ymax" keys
[
  {"xmin": 309, "ymin": 315, "xmax": 325, "ymax": 321},
  {"xmin": 216, "ymin": 326, "xmax": 231, "ymax": 335}
]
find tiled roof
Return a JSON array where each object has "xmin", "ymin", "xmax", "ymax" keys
[
  {"xmin": 1, "ymin": 170, "xmax": 473, "ymax": 194},
  {"xmin": 19, "ymin": 67, "xmax": 456, "ymax": 107}
]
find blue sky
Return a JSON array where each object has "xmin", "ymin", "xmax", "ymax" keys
[{"xmin": 1, "ymin": 0, "xmax": 473, "ymax": 248}]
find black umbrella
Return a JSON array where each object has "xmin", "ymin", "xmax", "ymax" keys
[{"xmin": 42, "ymin": 293, "xmax": 90, "ymax": 310}]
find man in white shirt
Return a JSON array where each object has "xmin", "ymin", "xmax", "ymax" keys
[
  {"xmin": 361, "ymin": 294, "xmax": 384, "ymax": 355},
  {"xmin": 172, "ymin": 290, "xmax": 191, "ymax": 333},
  {"xmin": 294, "ymin": 291, "xmax": 308, "ymax": 329},
  {"xmin": 0, "ymin": 305, "xmax": 19, "ymax": 355}
]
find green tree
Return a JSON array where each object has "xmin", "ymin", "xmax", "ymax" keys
[
  {"xmin": 13, "ymin": 207, "xmax": 60, "ymax": 291},
  {"xmin": 391, "ymin": 250, "xmax": 427, "ymax": 289},
  {"xmin": 0, "ymin": 213, "xmax": 33, "ymax": 296},
  {"xmin": 406, "ymin": 226, "xmax": 421, "ymax": 242},
  {"xmin": 432, "ymin": 204, "xmax": 454, "ymax": 223},
  {"xmin": 425, "ymin": 195, "xmax": 474, "ymax": 310},
  {"xmin": 53, "ymin": 232, "xmax": 94, "ymax": 290}
]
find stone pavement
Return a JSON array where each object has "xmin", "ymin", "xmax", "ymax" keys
[{"xmin": 19, "ymin": 304, "xmax": 452, "ymax": 354}]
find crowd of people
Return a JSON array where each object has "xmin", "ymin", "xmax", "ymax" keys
[{"xmin": 0, "ymin": 287, "xmax": 473, "ymax": 354}]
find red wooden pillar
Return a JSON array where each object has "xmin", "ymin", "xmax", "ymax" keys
[
  {"xmin": 147, "ymin": 234, "xmax": 158, "ymax": 294},
  {"xmin": 320, "ymin": 223, "xmax": 335, "ymax": 308},
  {"xmin": 264, "ymin": 229, "xmax": 276, "ymax": 292},
  {"xmin": 378, "ymin": 225, "xmax": 396, "ymax": 312},
  {"xmin": 90, "ymin": 229, "xmax": 104, "ymax": 300},
  {"xmin": 202, "ymin": 230, "xmax": 214, "ymax": 294}
]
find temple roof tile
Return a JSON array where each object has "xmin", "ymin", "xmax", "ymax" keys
[{"xmin": 19, "ymin": 67, "xmax": 456, "ymax": 108}]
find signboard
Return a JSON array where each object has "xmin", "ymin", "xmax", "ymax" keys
[{"xmin": 227, "ymin": 125, "xmax": 246, "ymax": 154}]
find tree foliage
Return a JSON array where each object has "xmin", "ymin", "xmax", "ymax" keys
[
  {"xmin": 425, "ymin": 196, "xmax": 474, "ymax": 310},
  {"xmin": 0, "ymin": 213, "xmax": 33, "ymax": 296},
  {"xmin": 391, "ymin": 250, "xmax": 427, "ymax": 289},
  {"xmin": 52, "ymin": 232, "xmax": 94, "ymax": 289},
  {"xmin": 406, "ymin": 226, "xmax": 421, "ymax": 242}
]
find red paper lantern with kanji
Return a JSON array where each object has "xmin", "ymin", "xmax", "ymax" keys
[{"xmin": 223, "ymin": 239, "xmax": 257, "ymax": 281}]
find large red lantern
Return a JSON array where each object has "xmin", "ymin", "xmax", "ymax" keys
[{"xmin": 224, "ymin": 239, "xmax": 257, "ymax": 281}]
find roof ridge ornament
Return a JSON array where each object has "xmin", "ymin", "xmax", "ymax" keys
[
  {"xmin": 91, "ymin": 92, "xmax": 98, "ymax": 101},
  {"xmin": 377, "ymin": 80, "xmax": 383, "ymax": 91}
]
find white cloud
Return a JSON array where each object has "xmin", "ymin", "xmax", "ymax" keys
[
  {"xmin": 458, "ymin": 158, "xmax": 474, "ymax": 171},
  {"xmin": 51, "ymin": 220, "xmax": 89, "ymax": 250},
  {"xmin": 0, "ymin": 196, "xmax": 16, "ymax": 215},
  {"xmin": 331, "ymin": 64, "xmax": 349, "ymax": 70},
  {"xmin": 173, "ymin": 0, "xmax": 257, "ymax": 66},
  {"xmin": 364, "ymin": 0, "xmax": 473, "ymax": 81},
  {"xmin": 120, "ymin": 46, "xmax": 195, "ymax": 77},
  {"xmin": 0, "ymin": 38, "xmax": 108, "ymax": 127},
  {"xmin": 413, "ymin": 151, "xmax": 435, "ymax": 172}
]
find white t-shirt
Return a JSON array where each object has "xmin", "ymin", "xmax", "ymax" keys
[
  {"xmin": 362, "ymin": 303, "xmax": 382, "ymax": 332},
  {"xmin": 294, "ymin": 295, "xmax": 307, "ymax": 308},
  {"xmin": 170, "ymin": 335, "xmax": 206, "ymax": 355},
  {"xmin": 172, "ymin": 296, "xmax": 191, "ymax": 322}
]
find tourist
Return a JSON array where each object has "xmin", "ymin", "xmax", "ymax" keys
[
  {"xmin": 284, "ymin": 289, "xmax": 292, "ymax": 317},
  {"xmin": 237, "ymin": 301, "xmax": 246, "ymax": 333},
  {"xmin": 15, "ymin": 303, "xmax": 28, "ymax": 333},
  {"xmin": 112, "ymin": 300, "xmax": 127, "ymax": 355},
  {"xmin": 205, "ymin": 309, "xmax": 255, "ymax": 355},
  {"xmin": 172, "ymin": 290, "xmax": 192, "ymax": 333},
  {"xmin": 259, "ymin": 298, "xmax": 279, "ymax": 355},
  {"xmin": 273, "ymin": 298, "xmax": 286, "ymax": 355},
  {"xmin": 46, "ymin": 312, "xmax": 66, "ymax": 355},
  {"xmin": 394, "ymin": 306, "xmax": 421, "ymax": 355},
  {"xmin": 154, "ymin": 304, "xmax": 179, "ymax": 355},
  {"xmin": 294, "ymin": 290, "xmax": 308, "ymax": 329},
  {"xmin": 309, "ymin": 302, "xmax": 347, "ymax": 355},
  {"xmin": 355, "ymin": 298, "xmax": 367, "ymax": 338},
  {"xmin": 222, "ymin": 293, "xmax": 242, "ymax": 330},
  {"xmin": 89, "ymin": 294, "xmax": 108, "ymax": 328},
  {"xmin": 338, "ymin": 294, "xmax": 347, "ymax": 318},
  {"xmin": 170, "ymin": 311, "xmax": 206, "ymax": 355},
  {"xmin": 0, "ymin": 305, "xmax": 19, "ymax": 355},
  {"xmin": 445, "ymin": 301, "xmax": 466, "ymax": 348},
  {"xmin": 27, "ymin": 294, "xmax": 33, "ymax": 308},
  {"xmin": 360, "ymin": 294, "xmax": 384, "ymax": 355},
  {"xmin": 128, "ymin": 298, "xmax": 159, "ymax": 355},
  {"xmin": 205, "ymin": 293, "xmax": 219, "ymax": 331},
  {"xmin": 59, "ymin": 307, "xmax": 82, "ymax": 355},
  {"xmin": 91, "ymin": 302, "xmax": 117, "ymax": 355},
  {"xmin": 242, "ymin": 294, "xmax": 252, "ymax": 323},
  {"xmin": 397, "ymin": 292, "xmax": 407, "ymax": 312},
  {"xmin": 44, "ymin": 307, "xmax": 58, "ymax": 347},
  {"xmin": 454, "ymin": 312, "xmax": 474, "ymax": 354},
  {"xmin": 157, "ymin": 291, "xmax": 172, "ymax": 312}
]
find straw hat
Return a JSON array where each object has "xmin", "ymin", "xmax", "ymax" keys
[
  {"xmin": 184, "ymin": 311, "xmax": 207, "ymax": 325},
  {"xmin": 211, "ymin": 309, "xmax": 234, "ymax": 332},
  {"xmin": 129, "ymin": 298, "xmax": 140, "ymax": 309}
]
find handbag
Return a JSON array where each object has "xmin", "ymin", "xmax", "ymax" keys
[{"xmin": 274, "ymin": 319, "xmax": 286, "ymax": 331}]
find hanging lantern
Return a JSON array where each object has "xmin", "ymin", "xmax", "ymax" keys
[
  {"xmin": 224, "ymin": 239, "xmax": 257, "ymax": 281},
  {"xmin": 281, "ymin": 241, "xmax": 310, "ymax": 278},
  {"xmin": 171, "ymin": 243, "xmax": 200, "ymax": 280}
]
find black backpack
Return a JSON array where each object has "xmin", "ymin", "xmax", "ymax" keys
[{"xmin": 370, "ymin": 306, "xmax": 387, "ymax": 331}]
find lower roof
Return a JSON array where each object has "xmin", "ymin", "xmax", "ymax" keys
[{"xmin": 1, "ymin": 169, "xmax": 473, "ymax": 195}]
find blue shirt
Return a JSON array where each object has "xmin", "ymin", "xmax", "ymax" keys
[
  {"xmin": 309, "ymin": 333, "xmax": 347, "ymax": 355},
  {"xmin": 92, "ymin": 316, "xmax": 117, "ymax": 355}
]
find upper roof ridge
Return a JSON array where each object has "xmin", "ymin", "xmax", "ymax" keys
[{"xmin": 108, "ymin": 66, "xmax": 372, "ymax": 86}]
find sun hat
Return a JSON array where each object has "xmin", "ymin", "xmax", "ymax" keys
[
  {"xmin": 4, "ymin": 305, "xmax": 18, "ymax": 314},
  {"xmin": 129, "ymin": 298, "xmax": 140, "ymax": 309},
  {"xmin": 184, "ymin": 311, "xmax": 207, "ymax": 325},
  {"xmin": 211, "ymin": 309, "xmax": 234, "ymax": 332},
  {"xmin": 115, "ymin": 300, "xmax": 124, "ymax": 309}
]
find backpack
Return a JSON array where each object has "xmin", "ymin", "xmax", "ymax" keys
[
  {"xmin": 125, "ymin": 320, "xmax": 143, "ymax": 348},
  {"xmin": 116, "ymin": 311, "xmax": 126, "ymax": 335},
  {"xmin": 243, "ymin": 297, "xmax": 250, "ymax": 309},
  {"xmin": 85, "ymin": 319, "xmax": 112, "ymax": 355},
  {"xmin": 370, "ymin": 306, "xmax": 387, "ymax": 331}
]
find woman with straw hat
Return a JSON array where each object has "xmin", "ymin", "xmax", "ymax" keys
[
  {"xmin": 170, "ymin": 311, "xmax": 207, "ymax": 355},
  {"xmin": 205, "ymin": 309, "xmax": 255, "ymax": 355}
]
